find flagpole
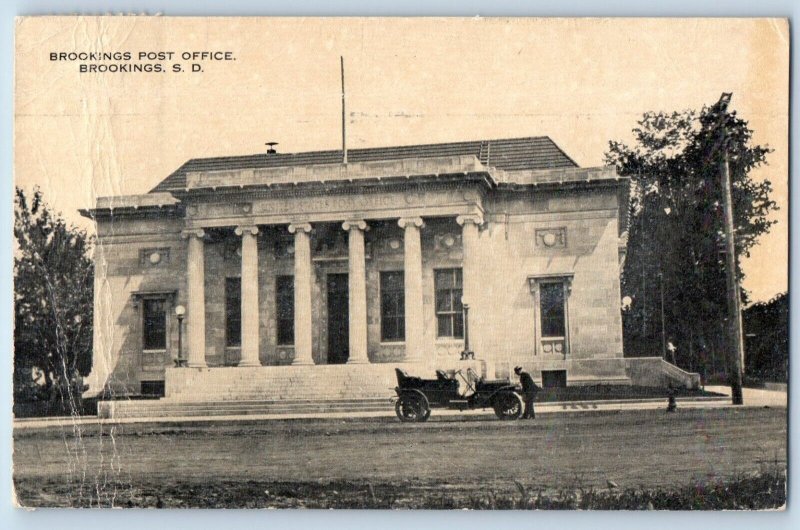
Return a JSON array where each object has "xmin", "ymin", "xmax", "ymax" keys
[{"xmin": 341, "ymin": 56, "xmax": 347, "ymax": 164}]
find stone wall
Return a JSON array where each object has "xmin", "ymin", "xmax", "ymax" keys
[
  {"xmin": 86, "ymin": 216, "xmax": 186, "ymax": 396},
  {"xmin": 85, "ymin": 184, "xmax": 628, "ymax": 396},
  {"xmin": 473, "ymin": 188, "xmax": 624, "ymax": 373}
]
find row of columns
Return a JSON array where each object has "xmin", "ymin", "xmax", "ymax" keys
[{"xmin": 181, "ymin": 214, "xmax": 481, "ymax": 368}]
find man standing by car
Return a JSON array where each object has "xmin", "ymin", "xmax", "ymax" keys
[{"xmin": 514, "ymin": 366, "xmax": 539, "ymax": 419}]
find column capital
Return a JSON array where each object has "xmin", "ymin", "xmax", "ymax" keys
[
  {"xmin": 456, "ymin": 213, "xmax": 484, "ymax": 227},
  {"xmin": 288, "ymin": 222, "xmax": 312, "ymax": 234},
  {"xmin": 398, "ymin": 216, "xmax": 425, "ymax": 229},
  {"xmin": 180, "ymin": 228, "xmax": 206, "ymax": 239},
  {"xmin": 234, "ymin": 225, "xmax": 259, "ymax": 237},
  {"xmin": 342, "ymin": 219, "xmax": 368, "ymax": 232}
]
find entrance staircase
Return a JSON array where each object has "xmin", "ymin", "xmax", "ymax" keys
[
  {"xmin": 98, "ymin": 364, "xmax": 409, "ymax": 419},
  {"xmin": 98, "ymin": 397, "xmax": 394, "ymax": 419}
]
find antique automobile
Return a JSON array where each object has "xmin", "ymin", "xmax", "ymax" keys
[{"xmin": 393, "ymin": 368, "xmax": 524, "ymax": 422}]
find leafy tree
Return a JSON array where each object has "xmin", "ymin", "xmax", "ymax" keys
[
  {"xmin": 605, "ymin": 100, "xmax": 777, "ymax": 380},
  {"xmin": 14, "ymin": 187, "xmax": 94, "ymax": 413},
  {"xmin": 743, "ymin": 292, "xmax": 788, "ymax": 382}
]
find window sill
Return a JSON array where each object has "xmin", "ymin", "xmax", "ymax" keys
[
  {"xmin": 142, "ymin": 349, "xmax": 167, "ymax": 354},
  {"xmin": 435, "ymin": 338, "xmax": 464, "ymax": 343},
  {"xmin": 380, "ymin": 341, "xmax": 405, "ymax": 346}
]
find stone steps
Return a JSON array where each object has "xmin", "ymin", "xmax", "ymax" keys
[
  {"xmin": 168, "ymin": 385, "xmax": 397, "ymax": 401},
  {"xmin": 99, "ymin": 397, "xmax": 394, "ymax": 419},
  {"xmin": 99, "ymin": 362, "xmax": 493, "ymax": 419},
  {"xmin": 163, "ymin": 364, "xmax": 405, "ymax": 402},
  {"xmin": 127, "ymin": 397, "xmax": 391, "ymax": 408},
  {"xmin": 147, "ymin": 392, "xmax": 393, "ymax": 403}
]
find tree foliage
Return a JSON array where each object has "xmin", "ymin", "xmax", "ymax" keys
[
  {"xmin": 743, "ymin": 292, "xmax": 788, "ymax": 382},
  {"xmin": 14, "ymin": 187, "xmax": 94, "ymax": 409},
  {"xmin": 605, "ymin": 101, "xmax": 776, "ymax": 378}
]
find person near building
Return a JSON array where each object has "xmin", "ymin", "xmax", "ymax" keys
[{"xmin": 514, "ymin": 366, "xmax": 539, "ymax": 419}]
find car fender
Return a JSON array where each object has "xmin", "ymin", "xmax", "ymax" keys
[
  {"xmin": 397, "ymin": 388, "xmax": 430, "ymax": 409},
  {"xmin": 487, "ymin": 386, "xmax": 522, "ymax": 402}
]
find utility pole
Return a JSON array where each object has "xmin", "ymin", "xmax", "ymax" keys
[
  {"xmin": 659, "ymin": 270, "xmax": 667, "ymax": 360},
  {"xmin": 715, "ymin": 92, "xmax": 744, "ymax": 405}
]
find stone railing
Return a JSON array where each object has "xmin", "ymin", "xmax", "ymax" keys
[
  {"xmin": 625, "ymin": 357, "xmax": 701, "ymax": 389},
  {"xmin": 492, "ymin": 166, "xmax": 620, "ymax": 186}
]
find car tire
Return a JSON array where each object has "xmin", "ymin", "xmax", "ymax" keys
[
  {"xmin": 493, "ymin": 391, "xmax": 524, "ymax": 420},
  {"xmin": 395, "ymin": 393, "xmax": 430, "ymax": 423}
]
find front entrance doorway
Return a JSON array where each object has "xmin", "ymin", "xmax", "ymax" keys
[{"xmin": 327, "ymin": 273, "xmax": 349, "ymax": 364}]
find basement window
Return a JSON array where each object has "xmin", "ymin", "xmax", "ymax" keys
[
  {"xmin": 140, "ymin": 380, "xmax": 165, "ymax": 397},
  {"xmin": 542, "ymin": 370, "xmax": 567, "ymax": 388}
]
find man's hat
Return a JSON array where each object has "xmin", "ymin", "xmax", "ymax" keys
[{"xmin": 514, "ymin": 366, "xmax": 522, "ymax": 374}]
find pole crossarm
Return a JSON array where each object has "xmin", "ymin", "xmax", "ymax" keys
[{"xmin": 703, "ymin": 92, "xmax": 734, "ymax": 164}]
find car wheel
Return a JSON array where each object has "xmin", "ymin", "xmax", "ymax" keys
[
  {"xmin": 395, "ymin": 394, "xmax": 429, "ymax": 422},
  {"xmin": 493, "ymin": 392, "xmax": 523, "ymax": 420}
]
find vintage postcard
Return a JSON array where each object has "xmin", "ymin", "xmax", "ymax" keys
[{"xmin": 12, "ymin": 17, "xmax": 788, "ymax": 509}]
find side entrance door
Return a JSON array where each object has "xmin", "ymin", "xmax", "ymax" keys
[{"xmin": 327, "ymin": 273, "xmax": 349, "ymax": 364}]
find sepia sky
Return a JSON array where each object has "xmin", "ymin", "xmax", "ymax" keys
[{"xmin": 14, "ymin": 17, "xmax": 788, "ymax": 302}]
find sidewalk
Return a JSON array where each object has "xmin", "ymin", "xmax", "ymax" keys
[
  {"xmin": 14, "ymin": 388, "xmax": 781, "ymax": 430},
  {"xmin": 704, "ymin": 385, "xmax": 788, "ymax": 408}
]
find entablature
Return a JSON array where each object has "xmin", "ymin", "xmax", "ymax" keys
[
  {"xmin": 183, "ymin": 184, "xmax": 486, "ymax": 229},
  {"xmin": 80, "ymin": 192, "xmax": 181, "ymax": 220},
  {"xmin": 184, "ymin": 155, "xmax": 493, "ymax": 191}
]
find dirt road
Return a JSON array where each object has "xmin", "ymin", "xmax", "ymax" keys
[{"xmin": 13, "ymin": 407, "xmax": 786, "ymax": 507}]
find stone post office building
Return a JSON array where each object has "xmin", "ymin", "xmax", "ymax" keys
[{"xmin": 82, "ymin": 136, "xmax": 693, "ymax": 415}]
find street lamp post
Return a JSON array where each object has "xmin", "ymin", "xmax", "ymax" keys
[
  {"xmin": 175, "ymin": 304, "xmax": 186, "ymax": 367},
  {"xmin": 461, "ymin": 299, "xmax": 474, "ymax": 360}
]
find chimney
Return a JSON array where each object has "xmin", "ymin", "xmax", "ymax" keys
[{"xmin": 265, "ymin": 142, "xmax": 278, "ymax": 155}]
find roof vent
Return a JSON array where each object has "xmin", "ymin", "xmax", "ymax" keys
[{"xmin": 265, "ymin": 142, "xmax": 278, "ymax": 155}]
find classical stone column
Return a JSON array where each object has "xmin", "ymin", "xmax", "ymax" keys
[
  {"xmin": 398, "ymin": 217, "xmax": 425, "ymax": 362},
  {"xmin": 288, "ymin": 223, "xmax": 314, "ymax": 365},
  {"xmin": 183, "ymin": 229, "xmax": 207, "ymax": 368},
  {"xmin": 456, "ymin": 213, "xmax": 484, "ymax": 357},
  {"xmin": 235, "ymin": 225, "xmax": 260, "ymax": 367},
  {"xmin": 342, "ymin": 220, "xmax": 369, "ymax": 364}
]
